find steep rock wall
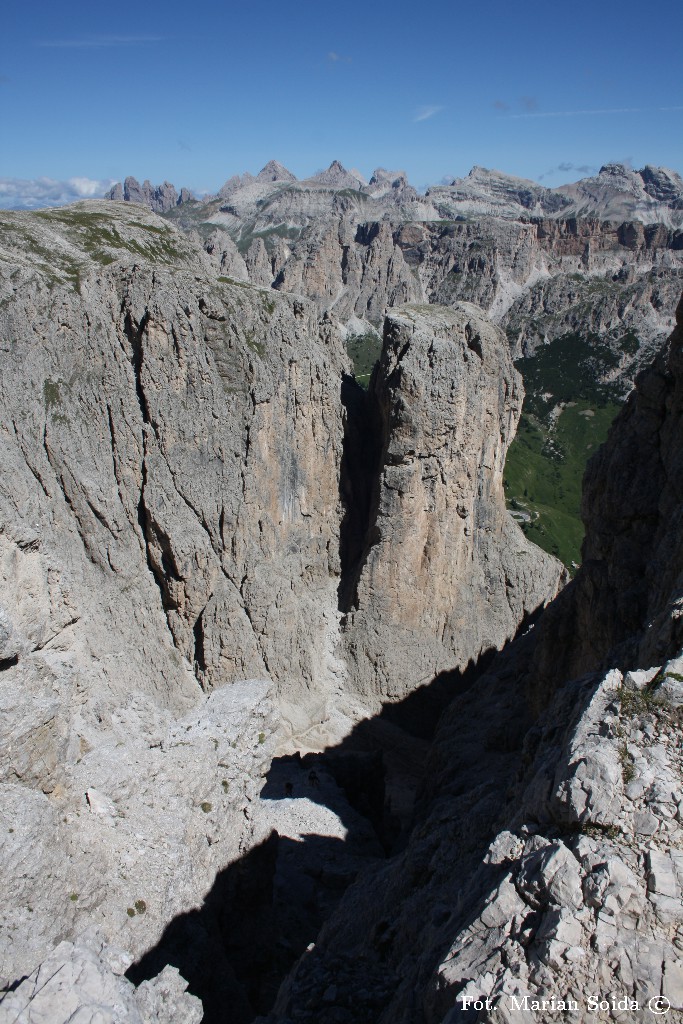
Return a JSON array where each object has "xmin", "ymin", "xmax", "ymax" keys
[
  {"xmin": 273, "ymin": 219, "xmax": 422, "ymax": 325},
  {"xmin": 264, "ymin": 294, "xmax": 683, "ymax": 1024},
  {"xmin": 529, "ymin": 292, "xmax": 683, "ymax": 698},
  {"xmin": 342, "ymin": 304, "xmax": 564, "ymax": 702},
  {"xmin": 0, "ymin": 202, "xmax": 569, "ymax": 1003},
  {"xmin": 251, "ymin": 214, "xmax": 682, "ymax": 386},
  {"xmin": 0, "ymin": 206, "xmax": 350, "ymax": 739},
  {"xmin": 0, "ymin": 204, "xmax": 349, "ymax": 982}
]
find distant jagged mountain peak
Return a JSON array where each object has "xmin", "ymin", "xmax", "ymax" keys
[
  {"xmin": 104, "ymin": 175, "xmax": 193, "ymax": 213},
  {"xmin": 427, "ymin": 161, "xmax": 683, "ymax": 225},
  {"xmin": 368, "ymin": 167, "xmax": 408, "ymax": 187},
  {"xmin": 598, "ymin": 161, "xmax": 630, "ymax": 175},
  {"xmin": 430, "ymin": 165, "xmax": 570, "ymax": 217},
  {"xmin": 468, "ymin": 164, "xmax": 543, "ymax": 185},
  {"xmin": 466, "ymin": 164, "xmax": 494, "ymax": 177},
  {"xmin": 216, "ymin": 172, "xmax": 255, "ymax": 198},
  {"xmin": 556, "ymin": 162, "xmax": 683, "ymax": 223},
  {"xmin": 306, "ymin": 160, "xmax": 367, "ymax": 189},
  {"xmin": 102, "ymin": 159, "xmax": 683, "ymax": 227},
  {"xmin": 255, "ymin": 160, "xmax": 297, "ymax": 183},
  {"xmin": 640, "ymin": 164, "xmax": 683, "ymax": 205}
]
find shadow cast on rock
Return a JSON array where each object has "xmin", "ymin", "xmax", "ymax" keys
[{"xmin": 126, "ymin": 608, "xmax": 550, "ymax": 1024}]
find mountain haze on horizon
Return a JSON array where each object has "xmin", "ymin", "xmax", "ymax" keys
[{"xmin": 4, "ymin": 159, "xmax": 683, "ymax": 216}]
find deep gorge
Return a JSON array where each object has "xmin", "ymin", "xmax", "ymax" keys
[{"xmin": 1, "ymin": 195, "xmax": 682, "ymax": 1024}]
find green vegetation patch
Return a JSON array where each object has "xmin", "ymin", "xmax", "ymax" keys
[
  {"xmin": 518, "ymin": 331, "xmax": 621, "ymax": 419},
  {"xmin": 346, "ymin": 331, "xmax": 383, "ymax": 388},
  {"xmin": 618, "ymin": 677, "xmax": 671, "ymax": 718},
  {"xmin": 504, "ymin": 333, "xmax": 625, "ymax": 569},
  {"xmin": 245, "ymin": 330, "xmax": 266, "ymax": 358},
  {"xmin": 35, "ymin": 209, "xmax": 184, "ymax": 265},
  {"xmin": 43, "ymin": 379, "xmax": 62, "ymax": 408}
]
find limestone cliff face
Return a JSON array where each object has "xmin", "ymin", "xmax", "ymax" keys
[
  {"xmin": 0, "ymin": 203, "xmax": 564, "ymax": 781},
  {"xmin": 0, "ymin": 202, "xmax": 348, "ymax": 982},
  {"xmin": 274, "ymin": 220, "xmax": 422, "ymax": 324},
  {"xmin": 396, "ymin": 218, "xmax": 683, "ymax": 368},
  {"xmin": 10, "ymin": 193, "xmax": 658, "ymax": 1019},
  {"xmin": 122, "ymin": 161, "xmax": 683, "ymax": 388},
  {"xmin": 579, "ymin": 292, "xmax": 683, "ymax": 667},
  {"xmin": 203, "ymin": 227, "xmax": 250, "ymax": 281},
  {"xmin": 342, "ymin": 304, "xmax": 564, "ymax": 702},
  {"xmin": 0, "ymin": 204, "xmax": 348, "ymax": 723},
  {"xmin": 105, "ymin": 162, "xmax": 683, "ymax": 374},
  {"xmin": 265, "ymin": 294, "xmax": 683, "ymax": 1024},
  {"xmin": 529, "ymin": 292, "xmax": 683, "ymax": 694},
  {"xmin": 259, "ymin": 214, "xmax": 681, "ymax": 386}
]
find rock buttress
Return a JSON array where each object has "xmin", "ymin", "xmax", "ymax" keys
[{"xmin": 342, "ymin": 303, "xmax": 565, "ymax": 703}]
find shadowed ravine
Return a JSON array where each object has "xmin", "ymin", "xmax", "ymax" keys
[{"xmin": 125, "ymin": 618, "xmax": 544, "ymax": 1024}]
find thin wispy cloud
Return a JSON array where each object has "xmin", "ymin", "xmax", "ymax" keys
[
  {"xmin": 0, "ymin": 176, "xmax": 116, "ymax": 210},
  {"xmin": 538, "ymin": 161, "xmax": 598, "ymax": 181},
  {"xmin": 35, "ymin": 35, "xmax": 164, "ymax": 49},
  {"xmin": 327, "ymin": 51, "xmax": 352, "ymax": 64},
  {"xmin": 512, "ymin": 105, "xmax": 683, "ymax": 119},
  {"xmin": 414, "ymin": 105, "xmax": 443, "ymax": 123}
]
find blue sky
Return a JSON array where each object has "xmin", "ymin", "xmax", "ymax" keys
[{"xmin": 2, "ymin": 0, "xmax": 682, "ymax": 206}]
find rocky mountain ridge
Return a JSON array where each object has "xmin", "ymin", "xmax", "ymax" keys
[
  {"xmin": 143, "ymin": 164, "xmax": 681, "ymax": 571},
  {"xmin": 106, "ymin": 161, "xmax": 683, "ymax": 229},
  {"xmin": 1, "ymin": 198, "xmax": 682, "ymax": 1024},
  {"xmin": 105, "ymin": 177, "xmax": 193, "ymax": 214},
  {"xmin": 0, "ymin": 202, "xmax": 562, "ymax": 1019},
  {"xmin": 429, "ymin": 163, "xmax": 683, "ymax": 226},
  {"xmin": 105, "ymin": 161, "xmax": 683, "ymax": 405}
]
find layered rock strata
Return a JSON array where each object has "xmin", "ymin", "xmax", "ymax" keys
[
  {"xmin": 429, "ymin": 163, "xmax": 683, "ymax": 227},
  {"xmin": 272, "ymin": 217, "xmax": 683, "ymax": 385},
  {"xmin": 104, "ymin": 160, "xmax": 683, "ymax": 395}
]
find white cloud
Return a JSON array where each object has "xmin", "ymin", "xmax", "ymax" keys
[
  {"xmin": 414, "ymin": 105, "xmax": 443, "ymax": 123},
  {"xmin": 68, "ymin": 176, "xmax": 110, "ymax": 197},
  {"xmin": 0, "ymin": 176, "xmax": 117, "ymax": 210}
]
